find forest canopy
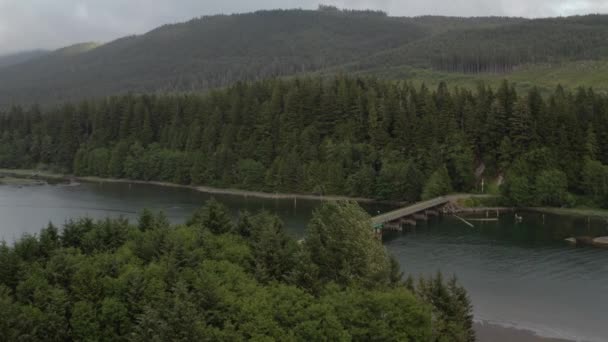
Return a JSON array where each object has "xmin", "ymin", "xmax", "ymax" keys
[
  {"xmin": 0, "ymin": 200, "xmax": 475, "ymax": 341},
  {"xmin": 1, "ymin": 76, "xmax": 608, "ymax": 208}
]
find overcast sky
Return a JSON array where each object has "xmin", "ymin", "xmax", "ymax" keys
[{"xmin": 1, "ymin": 0, "xmax": 607, "ymax": 55}]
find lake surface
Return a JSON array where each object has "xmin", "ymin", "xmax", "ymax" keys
[{"xmin": 1, "ymin": 182, "xmax": 607, "ymax": 342}]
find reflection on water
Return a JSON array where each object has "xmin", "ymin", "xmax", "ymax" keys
[
  {"xmin": 383, "ymin": 211, "xmax": 608, "ymax": 248},
  {"xmin": 0, "ymin": 182, "xmax": 392, "ymax": 239},
  {"xmin": 1, "ymin": 182, "xmax": 607, "ymax": 341}
]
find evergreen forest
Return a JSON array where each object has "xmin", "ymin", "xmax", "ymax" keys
[
  {"xmin": 1, "ymin": 8, "xmax": 607, "ymax": 106},
  {"xmin": 1, "ymin": 76, "xmax": 608, "ymax": 208},
  {"xmin": 0, "ymin": 200, "xmax": 475, "ymax": 341},
  {"xmin": 2, "ymin": 5, "xmax": 608, "ymax": 342}
]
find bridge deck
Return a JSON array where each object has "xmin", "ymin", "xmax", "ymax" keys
[{"xmin": 371, "ymin": 197, "xmax": 449, "ymax": 226}]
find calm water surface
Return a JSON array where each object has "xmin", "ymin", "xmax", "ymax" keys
[{"xmin": 1, "ymin": 182, "xmax": 607, "ymax": 342}]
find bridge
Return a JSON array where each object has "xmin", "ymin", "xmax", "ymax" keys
[{"xmin": 371, "ymin": 196, "xmax": 454, "ymax": 235}]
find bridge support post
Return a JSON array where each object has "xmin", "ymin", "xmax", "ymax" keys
[
  {"xmin": 384, "ymin": 222, "xmax": 403, "ymax": 232},
  {"xmin": 426, "ymin": 209, "xmax": 439, "ymax": 217},
  {"xmin": 400, "ymin": 218, "xmax": 417, "ymax": 226},
  {"xmin": 413, "ymin": 213, "xmax": 428, "ymax": 221}
]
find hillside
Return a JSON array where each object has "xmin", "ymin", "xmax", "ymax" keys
[
  {"xmin": 53, "ymin": 42, "xmax": 100, "ymax": 56},
  {"xmin": 352, "ymin": 14, "xmax": 608, "ymax": 73},
  {"xmin": 0, "ymin": 50, "xmax": 48, "ymax": 69},
  {"xmin": 348, "ymin": 60, "xmax": 608, "ymax": 95},
  {"xmin": 0, "ymin": 8, "xmax": 607, "ymax": 106},
  {"xmin": 0, "ymin": 8, "xmax": 426, "ymax": 106}
]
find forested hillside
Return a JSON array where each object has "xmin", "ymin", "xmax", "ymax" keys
[
  {"xmin": 1, "ymin": 76, "xmax": 608, "ymax": 207},
  {"xmin": 351, "ymin": 60, "xmax": 608, "ymax": 95},
  {"xmin": 0, "ymin": 199, "xmax": 475, "ymax": 340},
  {"xmin": 0, "ymin": 50, "xmax": 48, "ymax": 69},
  {"xmin": 0, "ymin": 8, "xmax": 426, "ymax": 106},
  {"xmin": 1, "ymin": 7, "xmax": 606, "ymax": 107},
  {"xmin": 355, "ymin": 15, "xmax": 608, "ymax": 74}
]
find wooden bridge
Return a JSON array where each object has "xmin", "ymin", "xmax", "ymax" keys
[{"xmin": 371, "ymin": 196, "xmax": 453, "ymax": 234}]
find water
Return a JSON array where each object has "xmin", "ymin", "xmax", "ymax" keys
[
  {"xmin": 0, "ymin": 181, "xmax": 391, "ymax": 239},
  {"xmin": 384, "ymin": 215, "xmax": 608, "ymax": 342},
  {"xmin": 1, "ymin": 182, "xmax": 607, "ymax": 341}
]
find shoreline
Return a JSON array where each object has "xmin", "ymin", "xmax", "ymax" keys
[
  {"xmin": 474, "ymin": 322, "xmax": 575, "ymax": 342},
  {"xmin": 1, "ymin": 169, "xmax": 599, "ymax": 341},
  {"xmin": 526, "ymin": 206, "xmax": 608, "ymax": 220},
  {"xmin": 0, "ymin": 168, "xmax": 406, "ymax": 206},
  {"xmin": 457, "ymin": 204, "xmax": 608, "ymax": 221},
  {"xmin": 3, "ymin": 168, "xmax": 608, "ymax": 220}
]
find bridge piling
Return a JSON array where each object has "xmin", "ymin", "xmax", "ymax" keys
[
  {"xmin": 400, "ymin": 218, "xmax": 417, "ymax": 226},
  {"xmin": 425, "ymin": 209, "xmax": 439, "ymax": 217},
  {"xmin": 413, "ymin": 213, "xmax": 428, "ymax": 221}
]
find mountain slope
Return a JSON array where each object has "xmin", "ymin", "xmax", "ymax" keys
[
  {"xmin": 0, "ymin": 50, "xmax": 48, "ymax": 69},
  {"xmin": 351, "ymin": 14, "xmax": 608, "ymax": 74},
  {"xmin": 0, "ymin": 9, "xmax": 427, "ymax": 106},
  {"xmin": 0, "ymin": 9, "xmax": 606, "ymax": 107},
  {"xmin": 349, "ymin": 60, "xmax": 608, "ymax": 95}
]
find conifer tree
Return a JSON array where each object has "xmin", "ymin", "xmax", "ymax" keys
[{"xmin": 422, "ymin": 166, "xmax": 454, "ymax": 200}]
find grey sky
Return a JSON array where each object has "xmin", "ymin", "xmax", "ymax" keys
[{"xmin": 1, "ymin": 0, "xmax": 607, "ymax": 55}]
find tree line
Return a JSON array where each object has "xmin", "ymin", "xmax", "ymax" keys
[
  {"xmin": 1, "ymin": 76, "xmax": 608, "ymax": 207},
  {"xmin": 0, "ymin": 200, "xmax": 475, "ymax": 341}
]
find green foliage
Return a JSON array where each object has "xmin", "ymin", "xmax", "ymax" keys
[
  {"xmin": 324, "ymin": 286, "xmax": 432, "ymax": 341},
  {"xmin": 3, "ymin": 77, "xmax": 608, "ymax": 208},
  {"xmin": 503, "ymin": 175, "xmax": 534, "ymax": 206},
  {"xmin": 0, "ymin": 8, "xmax": 428, "ymax": 106},
  {"xmin": 0, "ymin": 242, "xmax": 20, "ymax": 289},
  {"xmin": 235, "ymin": 158, "xmax": 266, "ymax": 190},
  {"xmin": 422, "ymin": 166, "xmax": 454, "ymax": 200},
  {"xmin": 137, "ymin": 209, "xmax": 160, "ymax": 232},
  {"xmin": 1, "ymin": 76, "xmax": 486, "ymax": 201},
  {"xmin": 346, "ymin": 165, "xmax": 377, "ymax": 198},
  {"xmin": 187, "ymin": 198, "xmax": 234, "ymax": 234},
  {"xmin": 71, "ymin": 301, "xmax": 100, "ymax": 341},
  {"xmin": 581, "ymin": 158, "xmax": 608, "ymax": 208},
  {"xmin": 247, "ymin": 212, "xmax": 298, "ymax": 283},
  {"xmin": 376, "ymin": 160, "xmax": 425, "ymax": 202},
  {"xmin": 415, "ymin": 273, "xmax": 475, "ymax": 342},
  {"xmin": 534, "ymin": 169, "xmax": 570, "ymax": 207},
  {"xmin": 356, "ymin": 15, "xmax": 608, "ymax": 75},
  {"xmin": 502, "ymin": 148, "xmax": 575, "ymax": 207},
  {"xmin": 2, "ymin": 10, "xmax": 608, "ymax": 106},
  {"xmin": 0, "ymin": 201, "xmax": 476, "ymax": 340},
  {"xmin": 445, "ymin": 137, "xmax": 476, "ymax": 191},
  {"xmin": 304, "ymin": 201, "xmax": 390, "ymax": 287}
]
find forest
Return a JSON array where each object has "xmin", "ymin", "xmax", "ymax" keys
[
  {"xmin": 0, "ymin": 8, "xmax": 427, "ymax": 106},
  {"xmin": 1, "ymin": 7, "xmax": 607, "ymax": 106},
  {"xmin": 0, "ymin": 199, "xmax": 475, "ymax": 341},
  {"xmin": 356, "ymin": 15, "xmax": 608, "ymax": 74},
  {"xmin": 1, "ymin": 76, "xmax": 608, "ymax": 208}
]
